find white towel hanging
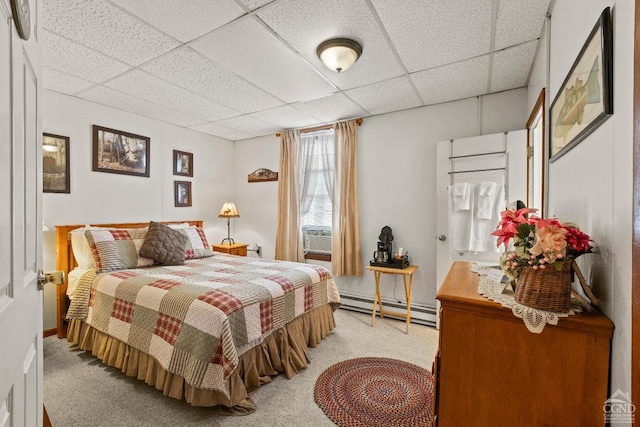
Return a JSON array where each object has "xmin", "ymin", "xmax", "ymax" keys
[
  {"xmin": 449, "ymin": 182, "xmax": 471, "ymax": 211},
  {"xmin": 476, "ymin": 182, "xmax": 497, "ymax": 219}
]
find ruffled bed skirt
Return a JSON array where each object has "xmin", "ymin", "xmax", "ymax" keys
[{"xmin": 66, "ymin": 303, "xmax": 337, "ymax": 415}]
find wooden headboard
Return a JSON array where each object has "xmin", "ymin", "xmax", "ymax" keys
[{"xmin": 54, "ymin": 220, "xmax": 204, "ymax": 338}]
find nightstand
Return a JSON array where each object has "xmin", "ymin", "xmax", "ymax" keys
[{"xmin": 212, "ymin": 243, "xmax": 248, "ymax": 256}]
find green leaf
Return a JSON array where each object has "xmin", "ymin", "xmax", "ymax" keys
[
  {"xmin": 553, "ymin": 260, "xmax": 563, "ymax": 271},
  {"xmin": 516, "ymin": 223, "xmax": 531, "ymax": 240}
]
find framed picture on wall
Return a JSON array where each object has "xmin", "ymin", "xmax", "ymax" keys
[
  {"xmin": 92, "ymin": 125, "xmax": 150, "ymax": 177},
  {"xmin": 549, "ymin": 7, "xmax": 613, "ymax": 162},
  {"xmin": 173, "ymin": 150, "xmax": 193, "ymax": 177},
  {"xmin": 43, "ymin": 133, "xmax": 70, "ymax": 193},
  {"xmin": 174, "ymin": 181, "xmax": 192, "ymax": 207}
]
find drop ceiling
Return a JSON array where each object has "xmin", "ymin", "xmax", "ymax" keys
[{"xmin": 42, "ymin": 0, "xmax": 551, "ymax": 141}]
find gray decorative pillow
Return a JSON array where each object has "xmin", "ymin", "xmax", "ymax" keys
[{"xmin": 139, "ymin": 221, "xmax": 188, "ymax": 266}]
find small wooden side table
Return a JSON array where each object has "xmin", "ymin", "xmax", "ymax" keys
[
  {"xmin": 212, "ymin": 243, "xmax": 248, "ymax": 256},
  {"xmin": 366, "ymin": 264, "xmax": 418, "ymax": 334}
]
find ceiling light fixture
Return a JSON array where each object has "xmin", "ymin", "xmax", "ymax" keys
[{"xmin": 316, "ymin": 38, "xmax": 363, "ymax": 73}]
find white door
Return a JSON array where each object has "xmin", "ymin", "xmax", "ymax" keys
[
  {"xmin": 0, "ymin": 0, "xmax": 43, "ymax": 425},
  {"xmin": 435, "ymin": 131, "xmax": 527, "ymax": 326}
]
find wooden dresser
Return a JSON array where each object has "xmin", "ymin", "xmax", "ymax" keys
[
  {"xmin": 212, "ymin": 242, "xmax": 248, "ymax": 256},
  {"xmin": 434, "ymin": 261, "xmax": 614, "ymax": 427}
]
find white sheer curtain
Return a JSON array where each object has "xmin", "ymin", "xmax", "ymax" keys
[
  {"xmin": 275, "ymin": 130, "xmax": 305, "ymax": 262},
  {"xmin": 300, "ymin": 130, "xmax": 334, "ymax": 228}
]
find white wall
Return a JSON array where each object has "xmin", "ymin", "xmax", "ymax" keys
[
  {"xmin": 42, "ymin": 90, "xmax": 235, "ymax": 330},
  {"xmin": 233, "ymin": 136, "xmax": 280, "ymax": 256},
  {"xmin": 531, "ymin": 0, "xmax": 632, "ymax": 398},
  {"xmin": 234, "ymin": 88, "xmax": 527, "ymax": 312}
]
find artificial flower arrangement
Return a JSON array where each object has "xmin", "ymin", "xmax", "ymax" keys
[{"xmin": 492, "ymin": 208, "xmax": 593, "ymax": 281}]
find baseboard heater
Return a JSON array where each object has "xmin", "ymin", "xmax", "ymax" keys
[{"xmin": 338, "ymin": 292, "xmax": 437, "ymax": 328}]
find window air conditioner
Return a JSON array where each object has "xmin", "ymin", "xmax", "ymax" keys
[{"xmin": 302, "ymin": 226, "xmax": 332, "ymax": 254}]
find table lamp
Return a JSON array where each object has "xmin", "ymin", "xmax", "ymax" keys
[{"xmin": 218, "ymin": 201, "xmax": 239, "ymax": 244}]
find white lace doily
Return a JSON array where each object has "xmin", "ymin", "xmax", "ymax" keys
[{"xmin": 477, "ymin": 276, "xmax": 583, "ymax": 334}]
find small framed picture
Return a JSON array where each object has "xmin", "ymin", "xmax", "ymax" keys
[
  {"xmin": 92, "ymin": 125, "xmax": 150, "ymax": 177},
  {"xmin": 174, "ymin": 181, "xmax": 192, "ymax": 207},
  {"xmin": 173, "ymin": 150, "xmax": 193, "ymax": 177},
  {"xmin": 43, "ymin": 133, "xmax": 70, "ymax": 193}
]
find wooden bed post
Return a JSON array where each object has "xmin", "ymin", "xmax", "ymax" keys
[{"xmin": 55, "ymin": 225, "xmax": 71, "ymax": 338}]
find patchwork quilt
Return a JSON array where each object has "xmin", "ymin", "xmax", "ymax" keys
[{"xmin": 67, "ymin": 254, "xmax": 341, "ymax": 396}]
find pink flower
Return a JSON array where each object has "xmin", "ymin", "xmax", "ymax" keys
[
  {"xmin": 494, "ymin": 208, "xmax": 593, "ymax": 278},
  {"xmin": 529, "ymin": 221, "xmax": 568, "ymax": 262},
  {"xmin": 492, "ymin": 208, "xmax": 539, "ymax": 248}
]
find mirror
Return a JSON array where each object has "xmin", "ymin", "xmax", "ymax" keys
[{"xmin": 526, "ymin": 88, "xmax": 546, "ymax": 216}]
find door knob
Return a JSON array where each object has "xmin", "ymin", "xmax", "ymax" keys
[
  {"xmin": 437, "ymin": 235, "xmax": 447, "ymax": 241},
  {"xmin": 37, "ymin": 270, "xmax": 65, "ymax": 291},
  {"xmin": 37, "ymin": 270, "xmax": 47, "ymax": 291}
]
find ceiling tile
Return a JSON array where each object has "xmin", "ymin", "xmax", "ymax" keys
[
  {"xmin": 41, "ymin": 0, "xmax": 549, "ymax": 141},
  {"xmin": 214, "ymin": 115, "xmax": 282, "ymax": 137},
  {"xmin": 141, "ymin": 47, "xmax": 284, "ymax": 114},
  {"xmin": 370, "ymin": 0, "xmax": 493, "ymax": 72},
  {"xmin": 495, "ymin": 0, "xmax": 550, "ymax": 50},
  {"xmin": 191, "ymin": 17, "xmax": 337, "ymax": 103},
  {"xmin": 490, "ymin": 41, "xmax": 538, "ymax": 92},
  {"xmin": 80, "ymin": 86, "xmax": 205, "ymax": 128},
  {"xmin": 43, "ymin": 30, "xmax": 131, "ymax": 83},
  {"xmin": 43, "ymin": 0, "xmax": 180, "ymax": 66},
  {"xmin": 257, "ymin": 0, "xmax": 405, "ymax": 90},
  {"xmin": 411, "ymin": 55, "xmax": 490, "ymax": 105},
  {"xmin": 251, "ymin": 105, "xmax": 323, "ymax": 129},
  {"xmin": 43, "ymin": 67, "xmax": 95, "ymax": 95},
  {"xmin": 293, "ymin": 93, "xmax": 367, "ymax": 123},
  {"xmin": 345, "ymin": 76, "xmax": 423, "ymax": 116},
  {"xmin": 236, "ymin": 0, "xmax": 274, "ymax": 11},
  {"xmin": 105, "ymin": 70, "xmax": 240, "ymax": 122},
  {"xmin": 110, "ymin": 0, "xmax": 245, "ymax": 43},
  {"xmin": 189, "ymin": 122, "xmax": 254, "ymax": 141}
]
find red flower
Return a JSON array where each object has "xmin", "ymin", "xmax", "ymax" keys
[{"xmin": 563, "ymin": 225, "xmax": 592, "ymax": 253}]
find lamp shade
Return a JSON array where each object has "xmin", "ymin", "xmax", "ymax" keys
[
  {"xmin": 316, "ymin": 38, "xmax": 362, "ymax": 73},
  {"xmin": 218, "ymin": 202, "xmax": 239, "ymax": 218}
]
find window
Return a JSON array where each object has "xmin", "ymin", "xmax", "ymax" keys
[
  {"xmin": 300, "ymin": 130, "xmax": 334, "ymax": 260},
  {"xmin": 300, "ymin": 130, "xmax": 334, "ymax": 229}
]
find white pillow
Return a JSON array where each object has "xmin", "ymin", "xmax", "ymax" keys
[
  {"xmin": 70, "ymin": 226, "xmax": 96, "ymax": 269},
  {"xmin": 167, "ymin": 222, "xmax": 193, "ymax": 229}
]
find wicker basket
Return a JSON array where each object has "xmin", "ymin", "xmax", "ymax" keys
[{"xmin": 514, "ymin": 261, "xmax": 573, "ymax": 312}]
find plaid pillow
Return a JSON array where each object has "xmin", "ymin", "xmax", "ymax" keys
[
  {"xmin": 84, "ymin": 228, "xmax": 154, "ymax": 273},
  {"xmin": 175, "ymin": 226, "xmax": 214, "ymax": 259}
]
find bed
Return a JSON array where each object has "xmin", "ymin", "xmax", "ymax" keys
[{"xmin": 54, "ymin": 220, "xmax": 340, "ymax": 414}]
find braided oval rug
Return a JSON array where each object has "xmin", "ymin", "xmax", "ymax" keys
[{"xmin": 314, "ymin": 357, "xmax": 434, "ymax": 427}]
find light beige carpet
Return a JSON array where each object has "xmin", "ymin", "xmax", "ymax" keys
[{"xmin": 43, "ymin": 308, "xmax": 439, "ymax": 427}]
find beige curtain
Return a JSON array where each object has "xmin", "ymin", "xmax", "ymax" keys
[
  {"xmin": 332, "ymin": 120, "xmax": 362, "ymax": 276},
  {"xmin": 275, "ymin": 130, "xmax": 305, "ymax": 262}
]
